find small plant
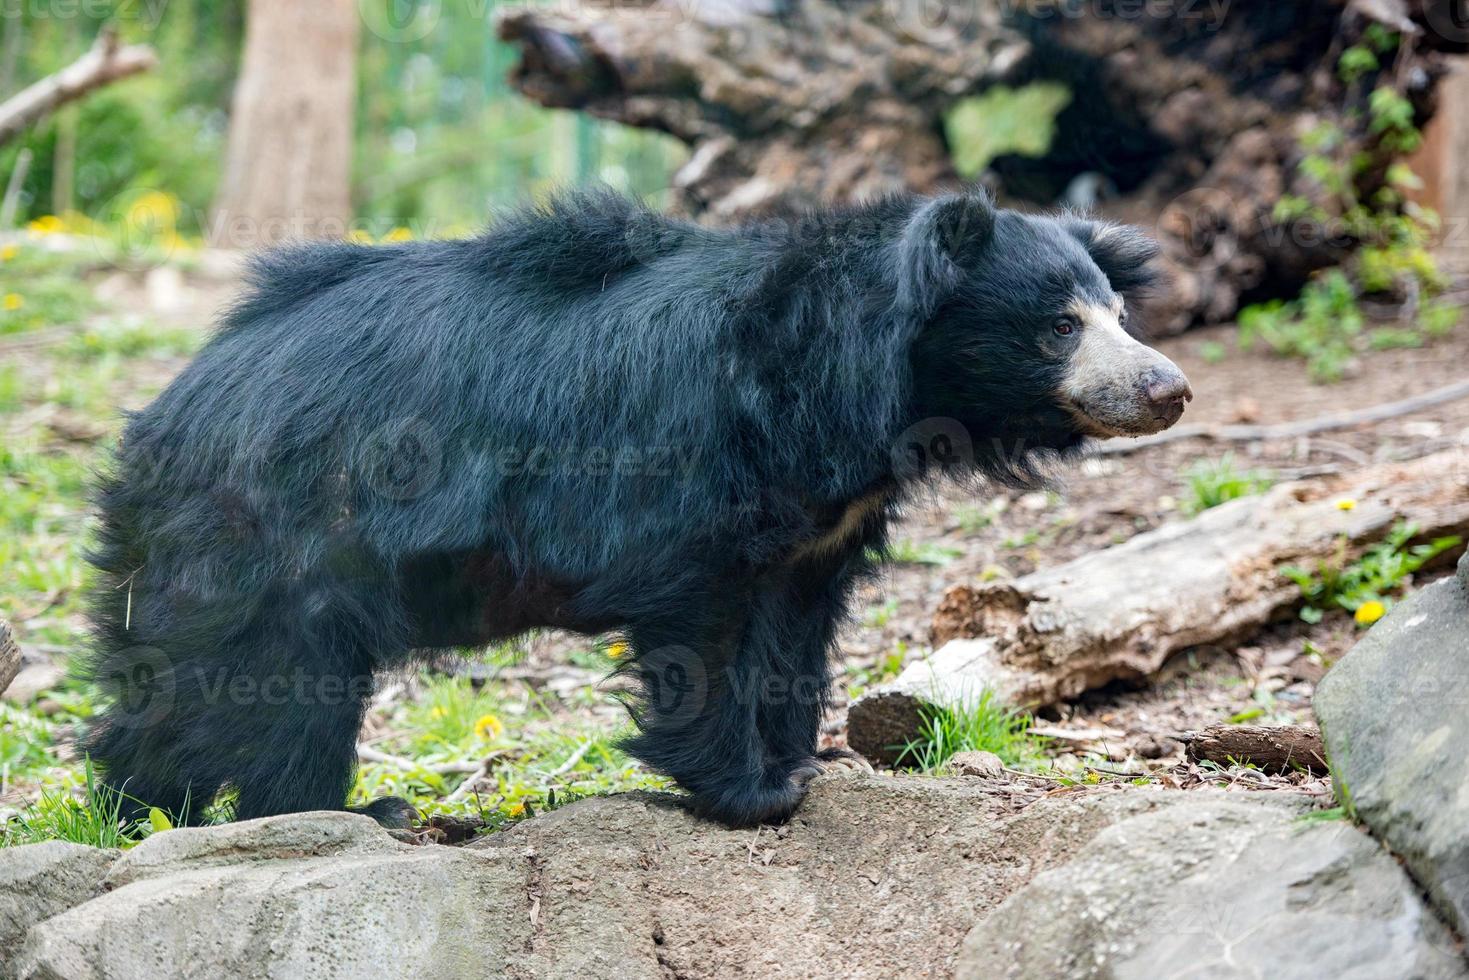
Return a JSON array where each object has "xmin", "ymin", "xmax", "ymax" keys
[
  {"xmin": 1281, "ymin": 521, "xmax": 1462, "ymax": 625},
  {"xmin": 1242, "ymin": 35, "xmax": 1458, "ymax": 383},
  {"xmin": 893, "ymin": 690, "xmax": 1047, "ymax": 773},
  {"xmin": 845, "ymin": 646, "xmax": 907, "ymax": 700},
  {"xmin": 1181, "ymin": 453, "xmax": 1274, "ymax": 515},
  {"xmin": 3, "ymin": 760, "xmax": 143, "ymax": 849}
]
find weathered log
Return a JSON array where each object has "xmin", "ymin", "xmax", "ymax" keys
[
  {"xmin": 1177, "ymin": 724, "xmax": 1328, "ymax": 773},
  {"xmin": 0, "ymin": 618, "xmax": 19, "ymax": 697},
  {"xmin": 0, "ymin": 27, "xmax": 157, "ymax": 146},
  {"xmin": 500, "ymin": 0, "xmax": 1468, "ymax": 332},
  {"xmin": 846, "ymin": 449, "xmax": 1469, "ymax": 763}
]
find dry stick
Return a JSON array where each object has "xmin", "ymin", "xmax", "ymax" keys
[
  {"xmin": 0, "ymin": 26, "xmax": 158, "ymax": 146},
  {"xmin": 355, "ymin": 744, "xmax": 482, "ymax": 776},
  {"xmin": 1095, "ymin": 377, "xmax": 1469, "ymax": 455}
]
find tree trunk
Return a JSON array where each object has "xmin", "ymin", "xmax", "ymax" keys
[
  {"xmin": 211, "ymin": 0, "xmax": 359, "ymax": 248},
  {"xmin": 499, "ymin": 0, "xmax": 1469, "ymax": 332},
  {"xmin": 846, "ymin": 449, "xmax": 1469, "ymax": 763}
]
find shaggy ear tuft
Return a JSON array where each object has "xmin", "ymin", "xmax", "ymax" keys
[
  {"xmin": 897, "ymin": 191, "xmax": 995, "ymax": 316},
  {"xmin": 1065, "ymin": 219, "xmax": 1160, "ymax": 295}
]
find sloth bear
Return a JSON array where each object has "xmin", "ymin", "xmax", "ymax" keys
[{"xmin": 82, "ymin": 189, "xmax": 1190, "ymax": 828}]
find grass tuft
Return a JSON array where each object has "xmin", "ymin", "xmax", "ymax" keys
[{"xmin": 893, "ymin": 690, "xmax": 1048, "ymax": 773}]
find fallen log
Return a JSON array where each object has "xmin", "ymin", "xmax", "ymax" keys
[
  {"xmin": 499, "ymin": 0, "xmax": 1468, "ymax": 332},
  {"xmin": 0, "ymin": 27, "xmax": 158, "ymax": 147},
  {"xmin": 1178, "ymin": 724, "xmax": 1328, "ymax": 774},
  {"xmin": 0, "ymin": 618, "xmax": 19, "ymax": 697},
  {"xmin": 846, "ymin": 449, "xmax": 1469, "ymax": 763}
]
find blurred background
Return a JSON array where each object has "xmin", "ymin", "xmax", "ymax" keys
[{"xmin": 2, "ymin": 0, "xmax": 1468, "ymax": 841}]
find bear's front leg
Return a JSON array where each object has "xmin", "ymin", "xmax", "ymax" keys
[{"xmin": 618, "ymin": 571, "xmax": 858, "ymax": 827}]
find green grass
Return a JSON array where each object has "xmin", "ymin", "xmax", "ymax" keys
[
  {"xmin": 2, "ymin": 760, "xmax": 142, "ymax": 849},
  {"xmin": 0, "ymin": 243, "xmax": 100, "ymax": 337},
  {"xmin": 1282, "ymin": 521, "xmax": 1462, "ymax": 625},
  {"xmin": 893, "ymin": 690, "xmax": 1048, "ymax": 773},
  {"xmin": 871, "ymin": 540, "xmax": 964, "ymax": 567},
  {"xmin": 1181, "ymin": 454, "xmax": 1274, "ymax": 516}
]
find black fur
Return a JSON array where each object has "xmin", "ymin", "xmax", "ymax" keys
[{"xmin": 81, "ymin": 189, "xmax": 1156, "ymax": 827}]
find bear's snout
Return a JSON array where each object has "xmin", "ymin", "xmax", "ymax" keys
[
  {"xmin": 1143, "ymin": 365, "xmax": 1193, "ymax": 428},
  {"xmin": 1059, "ymin": 320, "xmax": 1193, "ymax": 438}
]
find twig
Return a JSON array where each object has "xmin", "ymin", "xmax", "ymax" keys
[
  {"xmin": 546, "ymin": 739, "xmax": 595, "ymax": 780},
  {"xmin": 1095, "ymin": 377, "xmax": 1469, "ymax": 456},
  {"xmin": 355, "ymin": 744, "xmax": 483, "ymax": 775}
]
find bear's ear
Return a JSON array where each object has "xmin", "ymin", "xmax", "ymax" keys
[
  {"xmin": 896, "ymin": 191, "xmax": 995, "ymax": 316},
  {"xmin": 1064, "ymin": 218, "xmax": 1160, "ymax": 295}
]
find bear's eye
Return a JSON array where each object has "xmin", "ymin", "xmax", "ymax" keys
[{"xmin": 1053, "ymin": 317, "xmax": 1077, "ymax": 337}]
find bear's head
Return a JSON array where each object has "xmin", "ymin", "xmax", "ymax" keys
[{"xmin": 899, "ymin": 190, "xmax": 1191, "ymax": 475}]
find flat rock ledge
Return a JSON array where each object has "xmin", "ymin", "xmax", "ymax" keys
[{"xmin": 3, "ymin": 775, "xmax": 1463, "ymax": 979}]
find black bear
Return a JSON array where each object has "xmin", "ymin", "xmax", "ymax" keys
[{"xmin": 82, "ymin": 189, "xmax": 1190, "ymax": 828}]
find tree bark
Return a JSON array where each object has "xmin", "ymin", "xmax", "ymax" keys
[
  {"xmin": 0, "ymin": 618, "xmax": 19, "ymax": 697},
  {"xmin": 211, "ymin": 0, "xmax": 359, "ymax": 248},
  {"xmin": 846, "ymin": 448, "xmax": 1469, "ymax": 763},
  {"xmin": 1177, "ymin": 725, "xmax": 1328, "ymax": 773},
  {"xmin": 0, "ymin": 27, "xmax": 156, "ymax": 147},
  {"xmin": 499, "ymin": 0, "xmax": 1468, "ymax": 332}
]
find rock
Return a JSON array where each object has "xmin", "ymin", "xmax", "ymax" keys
[
  {"xmin": 957, "ymin": 801, "xmax": 1467, "ymax": 980},
  {"xmin": 1315, "ymin": 558, "xmax": 1469, "ymax": 935},
  {"xmin": 949, "ymin": 750, "xmax": 1006, "ymax": 778},
  {"xmin": 0, "ymin": 841, "xmax": 118, "ymax": 971},
  {"xmin": 10, "ymin": 781, "xmax": 1466, "ymax": 978}
]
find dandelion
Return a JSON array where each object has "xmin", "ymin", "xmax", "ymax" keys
[
  {"xmin": 507, "ymin": 801, "xmax": 526, "ymax": 817},
  {"xmin": 1335, "ymin": 498, "xmax": 1358, "ymax": 511},
  {"xmin": 3, "ymin": 293, "xmax": 22, "ymax": 311},
  {"xmin": 382, "ymin": 227, "xmax": 414, "ymax": 243},
  {"xmin": 26, "ymin": 214, "xmax": 65, "ymax": 236},
  {"xmin": 473, "ymin": 713, "xmax": 503, "ymax": 740},
  {"xmin": 606, "ymin": 641, "xmax": 631, "ymax": 660},
  {"xmin": 346, "ymin": 229, "xmax": 374, "ymax": 245},
  {"xmin": 429, "ymin": 705, "xmax": 446, "ymax": 720},
  {"xmin": 1354, "ymin": 600, "xmax": 1386, "ymax": 627},
  {"xmin": 0, "ymin": 244, "xmax": 17, "ymax": 261}
]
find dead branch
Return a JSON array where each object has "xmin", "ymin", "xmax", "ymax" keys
[
  {"xmin": 846, "ymin": 449, "xmax": 1469, "ymax": 762},
  {"xmin": 0, "ymin": 27, "xmax": 157, "ymax": 147},
  {"xmin": 1177, "ymin": 724, "xmax": 1328, "ymax": 774}
]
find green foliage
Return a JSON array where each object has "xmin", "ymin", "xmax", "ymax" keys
[
  {"xmin": 1181, "ymin": 453, "xmax": 1274, "ymax": 516},
  {"xmin": 944, "ymin": 82, "xmax": 1072, "ymax": 179},
  {"xmin": 1245, "ymin": 36, "xmax": 1457, "ymax": 382},
  {"xmin": 893, "ymin": 690, "xmax": 1047, "ymax": 773},
  {"xmin": 1281, "ymin": 522, "xmax": 1462, "ymax": 624}
]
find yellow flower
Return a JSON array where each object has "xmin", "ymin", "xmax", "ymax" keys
[
  {"xmin": 345, "ymin": 229, "xmax": 374, "ymax": 245},
  {"xmin": 125, "ymin": 191, "xmax": 179, "ymax": 231},
  {"xmin": 26, "ymin": 214, "xmax": 65, "ymax": 236},
  {"xmin": 3, "ymin": 293, "xmax": 22, "ymax": 311},
  {"xmin": 473, "ymin": 713, "xmax": 503, "ymax": 740},
  {"xmin": 1354, "ymin": 600, "xmax": 1386, "ymax": 627},
  {"xmin": 382, "ymin": 226, "xmax": 413, "ymax": 243},
  {"xmin": 1335, "ymin": 498, "xmax": 1358, "ymax": 511},
  {"xmin": 606, "ymin": 641, "xmax": 631, "ymax": 660},
  {"xmin": 0, "ymin": 244, "xmax": 17, "ymax": 261},
  {"xmin": 507, "ymin": 801, "xmax": 526, "ymax": 817},
  {"xmin": 429, "ymin": 705, "xmax": 446, "ymax": 719}
]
